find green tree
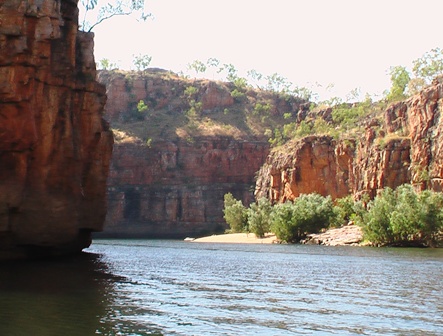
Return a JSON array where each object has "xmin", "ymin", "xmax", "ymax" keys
[
  {"xmin": 79, "ymin": 0, "xmax": 150, "ymax": 32},
  {"xmin": 247, "ymin": 198, "xmax": 272, "ymax": 238},
  {"xmin": 247, "ymin": 69, "xmax": 263, "ymax": 88},
  {"xmin": 187, "ymin": 60, "xmax": 207, "ymax": 78},
  {"xmin": 133, "ymin": 54, "xmax": 152, "ymax": 72},
  {"xmin": 223, "ymin": 193, "xmax": 248, "ymax": 233},
  {"xmin": 270, "ymin": 194, "xmax": 334, "ymax": 242},
  {"xmin": 265, "ymin": 73, "xmax": 292, "ymax": 93},
  {"xmin": 97, "ymin": 58, "xmax": 118, "ymax": 70},
  {"xmin": 357, "ymin": 185, "xmax": 443, "ymax": 246},
  {"xmin": 386, "ymin": 66, "xmax": 411, "ymax": 102},
  {"xmin": 137, "ymin": 100, "xmax": 148, "ymax": 113},
  {"xmin": 412, "ymin": 47, "xmax": 443, "ymax": 84}
]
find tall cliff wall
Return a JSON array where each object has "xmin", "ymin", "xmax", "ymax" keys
[
  {"xmin": 256, "ymin": 79, "xmax": 443, "ymax": 202},
  {"xmin": 104, "ymin": 138, "xmax": 268, "ymax": 237},
  {"xmin": 0, "ymin": 0, "xmax": 113, "ymax": 259},
  {"xmin": 97, "ymin": 70, "xmax": 299, "ymax": 238}
]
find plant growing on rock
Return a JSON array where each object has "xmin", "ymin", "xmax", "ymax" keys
[
  {"xmin": 187, "ymin": 60, "xmax": 207, "ymax": 78},
  {"xmin": 133, "ymin": 54, "xmax": 152, "ymax": 72}
]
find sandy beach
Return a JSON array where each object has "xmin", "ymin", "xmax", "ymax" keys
[{"xmin": 191, "ymin": 232, "xmax": 278, "ymax": 244}]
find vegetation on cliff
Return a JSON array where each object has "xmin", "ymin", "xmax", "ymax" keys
[{"xmin": 97, "ymin": 68, "xmax": 310, "ymax": 145}]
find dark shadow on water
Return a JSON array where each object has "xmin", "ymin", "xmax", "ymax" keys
[{"xmin": 0, "ymin": 252, "xmax": 164, "ymax": 336}]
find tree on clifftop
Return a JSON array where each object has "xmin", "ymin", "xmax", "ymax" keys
[{"xmin": 79, "ymin": 0, "xmax": 150, "ymax": 32}]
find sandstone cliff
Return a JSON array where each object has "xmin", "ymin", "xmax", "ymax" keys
[
  {"xmin": 97, "ymin": 71, "xmax": 311, "ymax": 238},
  {"xmin": 255, "ymin": 79, "xmax": 443, "ymax": 203},
  {"xmin": 0, "ymin": 0, "xmax": 113, "ymax": 259},
  {"xmin": 105, "ymin": 138, "xmax": 268, "ymax": 238}
]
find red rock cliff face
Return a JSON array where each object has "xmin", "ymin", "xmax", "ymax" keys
[
  {"xmin": 255, "ymin": 136, "xmax": 355, "ymax": 201},
  {"xmin": 104, "ymin": 138, "xmax": 268, "ymax": 238},
  {"xmin": 256, "ymin": 80, "xmax": 443, "ymax": 203},
  {"xmin": 98, "ymin": 71, "xmax": 283, "ymax": 238},
  {"xmin": 0, "ymin": 0, "xmax": 113, "ymax": 259}
]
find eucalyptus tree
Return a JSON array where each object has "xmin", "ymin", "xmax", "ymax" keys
[{"xmin": 79, "ymin": 0, "xmax": 150, "ymax": 32}]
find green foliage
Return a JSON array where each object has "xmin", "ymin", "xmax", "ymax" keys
[
  {"xmin": 97, "ymin": 58, "xmax": 118, "ymax": 70},
  {"xmin": 331, "ymin": 195, "xmax": 366, "ymax": 227},
  {"xmin": 412, "ymin": 47, "xmax": 443, "ymax": 84},
  {"xmin": 265, "ymin": 73, "xmax": 292, "ymax": 93},
  {"xmin": 247, "ymin": 198, "xmax": 272, "ymax": 238},
  {"xmin": 187, "ymin": 60, "xmax": 207, "ymax": 77},
  {"xmin": 253, "ymin": 102, "xmax": 272, "ymax": 116},
  {"xmin": 230, "ymin": 88, "xmax": 246, "ymax": 102},
  {"xmin": 206, "ymin": 58, "xmax": 220, "ymax": 69},
  {"xmin": 223, "ymin": 193, "xmax": 248, "ymax": 233},
  {"xmin": 270, "ymin": 194, "xmax": 334, "ymax": 242},
  {"xmin": 184, "ymin": 86, "xmax": 198, "ymax": 98},
  {"xmin": 137, "ymin": 100, "xmax": 148, "ymax": 113},
  {"xmin": 80, "ymin": 0, "xmax": 149, "ymax": 32},
  {"xmin": 133, "ymin": 54, "xmax": 152, "ymax": 72},
  {"xmin": 356, "ymin": 185, "xmax": 443, "ymax": 246},
  {"xmin": 386, "ymin": 66, "xmax": 411, "ymax": 102},
  {"xmin": 247, "ymin": 69, "xmax": 263, "ymax": 88}
]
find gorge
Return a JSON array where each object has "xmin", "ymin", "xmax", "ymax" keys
[
  {"xmin": 1, "ymin": 1, "xmax": 443, "ymax": 254},
  {"xmin": 99, "ymin": 70, "xmax": 443, "ymax": 240}
]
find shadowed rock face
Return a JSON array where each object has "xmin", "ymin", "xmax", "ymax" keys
[
  {"xmin": 0, "ymin": 0, "xmax": 113, "ymax": 259},
  {"xmin": 103, "ymin": 138, "xmax": 269, "ymax": 238}
]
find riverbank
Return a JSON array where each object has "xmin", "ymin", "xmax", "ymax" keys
[
  {"xmin": 190, "ymin": 224, "xmax": 363, "ymax": 246},
  {"xmin": 191, "ymin": 233, "xmax": 278, "ymax": 244}
]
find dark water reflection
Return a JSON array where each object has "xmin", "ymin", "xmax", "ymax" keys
[
  {"xmin": 0, "ymin": 253, "xmax": 156, "ymax": 336},
  {"xmin": 0, "ymin": 241, "xmax": 442, "ymax": 336}
]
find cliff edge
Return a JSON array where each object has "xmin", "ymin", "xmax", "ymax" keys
[{"xmin": 0, "ymin": 0, "xmax": 113, "ymax": 259}]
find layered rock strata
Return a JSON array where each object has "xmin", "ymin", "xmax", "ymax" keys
[
  {"xmin": 0, "ymin": 0, "xmax": 113, "ymax": 259},
  {"xmin": 255, "ymin": 79, "xmax": 443, "ymax": 203},
  {"xmin": 104, "ymin": 138, "xmax": 269, "ymax": 238},
  {"xmin": 255, "ymin": 136, "xmax": 355, "ymax": 201}
]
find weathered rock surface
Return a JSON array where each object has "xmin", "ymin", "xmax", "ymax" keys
[
  {"xmin": 0, "ymin": 0, "xmax": 113, "ymax": 259},
  {"xmin": 256, "ymin": 79, "xmax": 443, "ymax": 203},
  {"xmin": 255, "ymin": 136, "xmax": 355, "ymax": 201},
  {"xmin": 302, "ymin": 224, "xmax": 363, "ymax": 246},
  {"xmin": 103, "ymin": 138, "xmax": 269, "ymax": 238},
  {"xmin": 97, "ymin": 71, "xmax": 309, "ymax": 238}
]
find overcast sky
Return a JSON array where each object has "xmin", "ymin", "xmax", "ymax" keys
[{"xmin": 83, "ymin": 0, "xmax": 443, "ymax": 101}]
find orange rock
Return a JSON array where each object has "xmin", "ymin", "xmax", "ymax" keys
[{"xmin": 0, "ymin": 0, "xmax": 113, "ymax": 259}]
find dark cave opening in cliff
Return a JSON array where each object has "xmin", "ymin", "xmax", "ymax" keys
[{"xmin": 123, "ymin": 189, "xmax": 141, "ymax": 220}]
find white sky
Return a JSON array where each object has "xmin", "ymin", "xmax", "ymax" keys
[{"xmin": 84, "ymin": 0, "xmax": 443, "ymax": 101}]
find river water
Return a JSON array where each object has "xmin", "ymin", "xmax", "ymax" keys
[{"xmin": 0, "ymin": 240, "xmax": 442, "ymax": 335}]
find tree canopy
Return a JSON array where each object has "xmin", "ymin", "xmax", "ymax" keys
[{"xmin": 79, "ymin": 0, "xmax": 150, "ymax": 32}]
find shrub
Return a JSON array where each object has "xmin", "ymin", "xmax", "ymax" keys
[
  {"xmin": 223, "ymin": 193, "xmax": 248, "ymax": 233},
  {"xmin": 270, "ymin": 194, "xmax": 334, "ymax": 242},
  {"xmin": 247, "ymin": 197, "xmax": 272, "ymax": 238},
  {"xmin": 357, "ymin": 185, "xmax": 443, "ymax": 246}
]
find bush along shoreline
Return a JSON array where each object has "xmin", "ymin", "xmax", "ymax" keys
[{"xmin": 223, "ymin": 184, "xmax": 443, "ymax": 247}]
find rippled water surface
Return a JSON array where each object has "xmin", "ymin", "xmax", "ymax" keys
[{"xmin": 1, "ymin": 240, "xmax": 442, "ymax": 335}]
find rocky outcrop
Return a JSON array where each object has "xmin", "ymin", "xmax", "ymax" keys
[
  {"xmin": 97, "ymin": 70, "xmax": 236, "ymax": 124},
  {"xmin": 255, "ymin": 136, "xmax": 355, "ymax": 201},
  {"xmin": 302, "ymin": 224, "xmax": 363, "ymax": 246},
  {"xmin": 255, "ymin": 79, "xmax": 443, "ymax": 203},
  {"xmin": 103, "ymin": 138, "xmax": 268, "ymax": 238},
  {"xmin": 0, "ymin": 0, "xmax": 113, "ymax": 259}
]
